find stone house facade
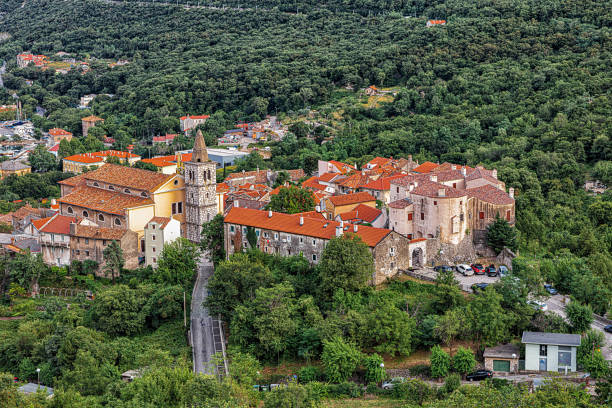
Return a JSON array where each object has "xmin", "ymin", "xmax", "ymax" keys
[
  {"xmin": 388, "ymin": 166, "xmax": 514, "ymax": 246},
  {"xmin": 69, "ymin": 223, "xmax": 139, "ymax": 275},
  {"xmin": 224, "ymin": 207, "xmax": 426, "ymax": 285}
]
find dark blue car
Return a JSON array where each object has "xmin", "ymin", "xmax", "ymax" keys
[{"xmin": 544, "ymin": 284, "xmax": 558, "ymax": 295}]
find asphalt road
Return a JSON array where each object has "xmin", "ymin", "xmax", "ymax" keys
[
  {"xmin": 191, "ymin": 253, "xmax": 227, "ymax": 376},
  {"xmin": 546, "ymin": 294, "xmax": 611, "ymax": 360}
]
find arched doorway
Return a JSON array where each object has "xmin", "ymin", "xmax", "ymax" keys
[{"xmin": 412, "ymin": 248, "xmax": 423, "ymax": 268}]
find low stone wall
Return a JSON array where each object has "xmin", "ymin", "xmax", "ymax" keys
[{"xmin": 425, "ymin": 235, "xmax": 477, "ymax": 266}]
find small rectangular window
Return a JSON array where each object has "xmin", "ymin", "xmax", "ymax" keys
[
  {"xmin": 479, "ymin": 211, "xmax": 485, "ymax": 220},
  {"xmin": 421, "ymin": 213, "xmax": 424, "ymax": 220},
  {"xmin": 152, "ymin": 257, "xmax": 157, "ymax": 263},
  {"xmin": 312, "ymin": 239, "xmax": 316, "ymax": 246},
  {"xmin": 539, "ymin": 345, "xmax": 547, "ymax": 356},
  {"xmin": 102, "ymin": 240, "xmax": 106, "ymax": 245},
  {"xmin": 299, "ymin": 237, "xmax": 303, "ymax": 244},
  {"xmin": 389, "ymin": 247, "xmax": 395, "ymax": 256},
  {"xmin": 172, "ymin": 203, "xmax": 177, "ymax": 214},
  {"xmin": 407, "ymin": 234, "xmax": 413, "ymax": 240},
  {"xmin": 264, "ymin": 232, "xmax": 269, "ymax": 238},
  {"xmin": 452, "ymin": 183, "xmax": 457, "ymax": 188},
  {"xmin": 85, "ymin": 239, "xmax": 89, "ymax": 244},
  {"xmin": 230, "ymin": 225, "xmax": 235, "ymax": 233},
  {"xmin": 312, "ymin": 254, "xmax": 317, "ymax": 261},
  {"xmin": 152, "ymin": 235, "xmax": 156, "ymax": 241},
  {"xmin": 396, "ymin": 187, "xmax": 399, "ymax": 193},
  {"xmin": 433, "ymin": 201, "xmax": 437, "ymax": 206},
  {"xmin": 506, "ymin": 210, "xmax": 511, "ymax": 221},
  {"xmin": 152, "ymin": 247, "xmax": 156, "ymax": 253},
  {"xmin": 152, "ymin": 224, "xmax": 156, "ymax": 230},
  {"xmin": 85, "ymin": 250, "xmax": 89, "ymax": 256},
  {"xmin": 178, "ymin": 202, "xmax": 183, "ymax": 213},
  {"xmin": 256, "ymin": 229, "xmax": 260, "ymax": 237},
  {"xmin": 408, "ymin": 213, "xmax": 413, "ymax": 221}
]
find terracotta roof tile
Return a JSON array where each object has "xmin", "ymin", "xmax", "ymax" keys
[
  {"xmin": 293, "ymin": 211, "xmax": 327, "ymax": 221},
  {"xmin": 39, "ymin": 214, "xmax": 80, "ymax": 234},
  {"xmin": 432, "ymin": 169, "xmax": 464, "ymax": 182},
  {"xmin": 147, "ymin": 216, "xmax": 172, "ymax": 229},
  {"xmin": 225, "ymin": 207, "xmax": 390, "ymax": 247},
  {"xmin": 82, "ymin": 164, "xmax": 172, "ymax": 192},
  {"xmin": 72, "ymin": 224, "xmax": 129, "ymax": 240},
  {"xmin": 412, "ymin": 161, "xmax": 439, "ymax": 173},
  {"xmin": 388, "ymin": 198, "xmax": 413, "ymax": 209},
  {"xmin": 59, "ymin": 185, "xmax": 153, "ymax": 216},
  {"xmin": 82, "ymin": 115, "xmax": 103, "ymax": 122},
  {"xmin": 328, "ymin": 192, "xmax": 377, "ymax": 206},
  {"xmin": 466, "ymin": 184, "xmax": 514, "ymax": 205},
  {"xmin": 31, "ymin": 216, "xmax": 52, "ymax": 231},
  {"xmin": 367, "ymin": 157, "xmax": 391, "ymax": 167},
  {"xmin": 337, "ymin": 174, "xmax": 372, "ymax": 189},
  {"xmin": 12, "ymin": 204, "xmax": 42, "ymax": 220},
  {"xmin": 48, "ymin": 128, "xmax": 72, "ymax": 136},
  {"xmin": 360, "ymin": 174, "xmax": 405, "ymax": 191},
  {"xmin": 352, "ymin": 203, "xmax": 382, "ymax": 223},
  {"xmin": 411, "ymin": 180, "xmax": 467, "ymax": 198}
]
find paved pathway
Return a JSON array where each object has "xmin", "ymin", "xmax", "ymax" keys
[
  {"xmin": 546, "ymin": 294, "xmax": 611, "ymax": 360},
  {"xmin": 191, "ymin": 253, "xmax": 228, "ymax": 377}
]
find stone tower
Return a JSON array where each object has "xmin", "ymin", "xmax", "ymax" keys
[{"xmin": 184, "ymin": 130, "xmax": 217, "ymax": 243}]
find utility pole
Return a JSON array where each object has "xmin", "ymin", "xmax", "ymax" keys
[{"xmin": 183, "ymin": 290, "xmax": 187, "ymax": 328}]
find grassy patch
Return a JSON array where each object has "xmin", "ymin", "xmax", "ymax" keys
[{"xmin": 322, "ymin": 398, "xmax": 406, "ymax": 408}]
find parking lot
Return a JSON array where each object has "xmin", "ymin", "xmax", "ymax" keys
[{"xmin": 407, "ymin": 267, "xmax": 501, "ymax": 292}]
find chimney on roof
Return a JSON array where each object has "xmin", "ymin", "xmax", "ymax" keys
[
  {"xmin": 509, "ymin": 188, "xmax": 514, "ymax": 198},
  {"xmin": 315, "ymin": 205, "xmax": 321, "ymax": 213},
  {"xmin": 51, "ymin": 198, "xmax": 56, "ymax": 205},
  {"xmin": 299, "ymin": 216, "xmax": 304, "ymax": 226},
  {"xmin": 451, "ymin": 165, "xmax": 456, "ymax": 170},
  {"xmin": 234, "ymin": 200, "xmax": 239, "ymax": 208},
  {"xmin": 430, "ymin": 175, "xmax": 437, "ymax": 182},
  {"xmin": 69, "ymin": 221, "xmax": 76, "ymax": 235},
  {"xmin": 461, "ymin": 167, "xmax": 467, "ymax": 176},
  {"xmin": 492, "ymin": 169, "xmax": 498, "ymax": 179},
  {"xmin": 336, "ymin": 222, "xmax": 344, "ymax": 237},
  {"xmin": 438, "ymin": 188, "xmax": 446, "ymax": 197},
  {"xmin": 414, "ymin": 181, "xmax": 418, "ymax": 188},
  {"xmin": 409, "ymin": 184, "xmax": 414, "ymax": 192},
  {"xmin": 361, "ymin": 170, "xmax": 365, "ymax": 176},
  {"xmin": 353, "ymin": 223, "xmax": 358, "ymax": 233},
  {"xmin": 268, "ymin": 209, "xmax": 273, "ymax": 218}
]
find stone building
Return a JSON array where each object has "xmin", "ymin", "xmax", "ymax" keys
[
  {"xmin": 483, "ymin": 343, "xmax": 520, "ymax": 373},
  {"xmin": 184, "ymin": 130, "xmax": 217, "ymax": 243},
  {"xmin": 81, "ymin": 115, "xmax": 104, "ymax": 138},
  {"xmin": 180, "ymin": 115, "xmax": 210, "ymax": 132},
  {"xmin": 69, "ymin": 223, "xmax": 139, "ymax": 274},
  {"xmin": 224, "ymin": 207, "xmax": 426, "ymax": 285},
  {"xmin": 388, "ymin": 165, "xmax": 514, "ymax": 246},
  {"xmin": 36, "ymin": 214, "xmax": 82, "ymax": 267},
  {"xmin": 48, "ymin": 128, "xmax": 73, "ymax": 143}
]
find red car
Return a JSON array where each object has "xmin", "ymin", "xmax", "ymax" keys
[{"xmin": 471, "ymin": 264, "xmax": 485, "ymax": 275}]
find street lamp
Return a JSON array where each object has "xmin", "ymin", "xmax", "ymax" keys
[{"xmin": 35, "ymin": 368, "xmax": 40, "ymax": 385}]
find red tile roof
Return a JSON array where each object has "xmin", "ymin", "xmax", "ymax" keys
[
  {"xmin": 412, "ymin": 161, "xmax": 439, "ymax": 173},
  {"xmin": 81, "ymin": 164, "xmax": 173, "ymax": 192},
  {"xmin": 411, "ymin": 180, "xmax": 467, "ymax": 199},
  {"xmin": 31, "ymin": 216, "xmax": 53, "ymax": 231},
  {"xmin": 59, "ymin": 184, "xmax": 154, "ymax": 215},
  {"xmin": 225, "ymin": 207, "xmax": 391, "ymax": 247},
  {"xmin": 39, "ymin": 214, "xmax": 80, "ymax": 235},
  {"xmin": 147, "ymin": 216, "xmax": 173, "ymax": 229},
  {"xmin": 367, "ymin": 157, "xmax": 391, "ymax": 167},
  {"xmin": 180, "ymin": 115, "xmax": 210, "ymax": 120},
  {"xmin": 388, "ymin": 198, "xmax": 413, "ymax": 209},
  {"xmin": 466, "ymin": 184, "xmax": 514, "ymax": 205},
  {"xmin": 328, "ymin": 192, "xmax": 377, "ymax": 207},
  {"xmin": 63, "ymin": 150, "xmax": 140, "ymax": 164},
  {"xmin": 48, "ymin": 128, "xmax": 72, "ymax": 137},
  {"xmin": 293, "ymin": 211, "xmax": 327, "ymax": 221},
  {"xmin": 432, "ymin": 169, "xmax": 464, "ymax": 182},
  {"xmin": 48, "ymin": 144, "xmax": 60, "ymax": 152},
  {"xmin": 360, "ymin": 174, "xmax": 405, "ymax": 191},
  {"xmin": 337, "ymin": 174, "xmax": 372, "ymax": 190},
  {"xmin": 82, "ymin": 115, "xmax": 103, "ymax": 122},
  {"xmin": 318, "ymin": 172, "xmax": 341, "ymax": 183},
  {"xmin": 352, "ymin": 203, "xmax": 382, "ymax": 223},
  {"xmin": 328, "ymin": 160, "xmax": 355, "ymax": 174},
  {"xmin": 72, "ymin": 224, "xmax": 130, "ymax": 240},
  {"xmin": 216, "ymin": 182, "xmax": 231, "ymax": 193}
]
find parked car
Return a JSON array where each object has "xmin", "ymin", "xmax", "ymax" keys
[
  {"xmin": 544, "ymin": 284, "xmax": 558, "ymax": 295},
  {"xmin": 434, "ymin": 265, "xmax": 454, "ymax": 273},
  {"xmin": 471, "ymin": 264, "xmax": 485, "ymax": 275},
  {"xmin": 456, "ymin": 264, "xmax": 474, "ymax": 276},
  {"xmin": 466, "ymin": 370, "xmax": 493, "ymax": 381},
  {"xmin": 471, "ymin": 282, "xmax": 489, "ymax": 292},
  {"xmin": 498, "ymin": 265, "xmax": 509, "ymax": 277},
  {"xmin": 485, "ymin": 265, "xmax": 498, "ymax": 277},
  {"xmin": 528, "ymin": 300, "xmax": 548, "ymax": 312},
  {"xmin": 382, "ymin": 377, "xmax": 406, "ymax": 390},
  {"xmin": 604, "ymin": 325, "xmax": 612, "ymax": 334}
]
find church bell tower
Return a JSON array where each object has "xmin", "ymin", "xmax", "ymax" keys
[{"xmin": 184, "ymin": 130, "xmax": 217, "ymax": 243}]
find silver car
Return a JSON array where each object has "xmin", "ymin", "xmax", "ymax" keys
[
  {"xmin": 456, "ymin": 264, "xmax": 474, "ymax": 276},
  {"xmin": 382, "ymin": 377, "xmax": 405, "ymax": 390}
]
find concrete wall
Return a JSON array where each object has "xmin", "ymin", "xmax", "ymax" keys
[
  {"xmin": 524, "ymin": 343, "xmax": 577, "ymax": 372},
  {"xmin": 40, "ymin": 232, "xmax": 71, "ymax": 266}
]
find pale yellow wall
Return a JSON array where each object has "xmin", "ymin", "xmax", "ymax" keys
[
  {"xmin": 152, "ymin": 175, "xmax": 186, "ymax": 223},
  {"xmin": 216, "ymin": 192, "xmax": 225, "ymax": 214},
  {"xmin": 127, "ymin": 205, "xmax": 155, "ymax": 233}
]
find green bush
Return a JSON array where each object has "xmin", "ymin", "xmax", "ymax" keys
[
  {"xmin": 327, "ymin": 382, "xmax": 363, "ymax": 398},
  {"xmin": 298, "ymin": 366, "xmax": 322, "ymax": 383},
  {"xmin": 441, "ymin": 373, "xmax": 461, "ymax": 395},
  {"xmin": 391, "ymin": 379, "xmax": 436, "ymax": 404},
  {"xmin": 409, "ymin": 364, "xmax": 431, "ymax": 378},
  {"xmin": 430, "ymin": 345, "xmax": 451, "ymax": 378},
  {"xmin": 363, "ymin": 353, "xmax": 385, "ymax": 384},
  {"xmin": 489, "ymin": 378, "xmax": 511, "ymax": 389}
]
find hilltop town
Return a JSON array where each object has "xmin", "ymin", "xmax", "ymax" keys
[{"xmin": 0, "ymin": 0, "xmax": 610, "ymax": 406}]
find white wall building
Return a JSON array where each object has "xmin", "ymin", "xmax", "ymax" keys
[{"xmin": 144, "ymin": 216, "xmax": 181, "ymax": 268}]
